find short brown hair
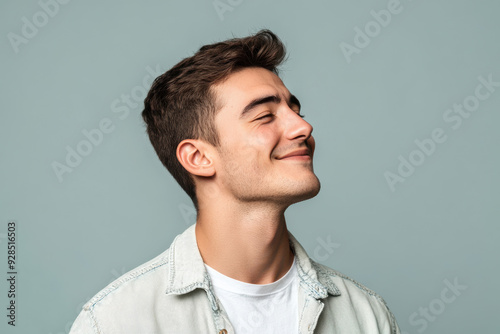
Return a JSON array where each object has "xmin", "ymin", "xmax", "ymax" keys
[{"xmin": 142, "ymin": 29, "xmax": 287, "ymax": 210}]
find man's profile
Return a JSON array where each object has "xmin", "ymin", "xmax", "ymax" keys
[{"xmin": 69, "ymin": 29, "xmax": 400, "ymax": 334}]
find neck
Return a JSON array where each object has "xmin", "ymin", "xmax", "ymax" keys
[{"xmin": 195, "ymin": 200, "xmax": 294, "ymax": 285}]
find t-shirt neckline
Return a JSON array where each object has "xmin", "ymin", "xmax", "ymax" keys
[{"xmin": 204, "ymin": 256, "xmax": 297, "ymax": 297}]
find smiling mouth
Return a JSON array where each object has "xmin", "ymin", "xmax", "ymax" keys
[
  {"xmin": 278, "ymin": 154, "xmax": 311, "ymax": 161},
  {"xmin": 276, "ymin": 148, "xmax": 312, "ymax": 160}
]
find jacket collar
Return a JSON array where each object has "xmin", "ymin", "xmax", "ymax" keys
[{"xmin": 165, "ymin": 224, "xmax": 340, "ymax": 309}]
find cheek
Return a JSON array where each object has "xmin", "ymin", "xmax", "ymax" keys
[
  {"xmin": 220, "ymin": 142, "xmax": 256, "ymax": 174},
  {"xmin": 241, "ymin": 130, "xmax": 269, "ymax": 148},
  {"xmin": 252, "ymin": 127, "xmax": 281, "ymax": 151},
  {"xmin": 236, "ymin": 135, "xmax": 268, "ymax": 158}
]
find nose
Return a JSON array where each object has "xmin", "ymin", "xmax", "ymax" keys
[{"xmin": 284, "ymin": 108, "xmax": 314, "ymax": 142}]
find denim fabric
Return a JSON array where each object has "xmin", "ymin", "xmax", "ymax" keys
[{"xmin": 69, "ymin": 224, "xmax": 400, "ymax": 334}]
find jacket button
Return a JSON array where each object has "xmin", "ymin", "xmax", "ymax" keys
[{"xmin": 219, "ymin": 330, "xmax": 227, "ymax": 334}]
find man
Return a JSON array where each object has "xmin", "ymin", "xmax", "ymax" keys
[{"xmin": 69, "ymin": 29, "xmax": 400, "ymax": 333}]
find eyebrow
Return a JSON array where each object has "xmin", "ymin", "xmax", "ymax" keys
[{"xmin": 239, "ymin": 94, "xmax": 301, "ymax": 119}]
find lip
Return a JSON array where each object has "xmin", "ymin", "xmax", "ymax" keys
[{"xmin": 276, "ymin": 148, "xmax": 311, "ymax": 160}]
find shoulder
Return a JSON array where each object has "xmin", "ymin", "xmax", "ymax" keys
[
  {"xmin": 312, "ymin": 260, "xmax": 386, "ymax": 300},
  {"xmin": 69, "ymin": 248, "xmax": 172, "ymax": 333},
  {"xmin": 85, "ymin": 248, "xmax": 171, "ymax": 310},
  {"xmin": 311, "ymin": 260, "xmax": 400, "ymax": 333}
]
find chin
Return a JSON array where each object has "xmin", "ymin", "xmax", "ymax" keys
[
  {"xmin": 301, "ymin": 179, "xmax": 321, "ymax": 200},
  {"xmin": 283, "ymin": 176, "xmax": 321, "ymax": 205}
]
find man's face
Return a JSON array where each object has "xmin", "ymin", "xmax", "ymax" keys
[{"xmin": 209, "ymin": 67, "xmax": 320, "ymax": 206}]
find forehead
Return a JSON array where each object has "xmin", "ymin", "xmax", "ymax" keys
[{"xmin": 212, "ymin": 67, "xmax": 291, "ymax": 112}]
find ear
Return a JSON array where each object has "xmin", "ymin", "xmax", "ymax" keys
[{"xmin": 176, "ymin": 139, "xmax": 216, "ymax": 177}]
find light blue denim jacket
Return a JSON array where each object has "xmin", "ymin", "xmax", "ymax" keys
[{"xmin": 69, "ymin": 224, "xmax": 400, "ymax": 334}]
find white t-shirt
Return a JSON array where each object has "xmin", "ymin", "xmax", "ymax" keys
[{"xmin": 204, "ymin": 257, "xmax": 298, "ymax": 334}]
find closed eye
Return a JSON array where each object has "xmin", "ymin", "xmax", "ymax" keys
[
  {"xmin": 291, "ymin": 105, "xmax": 304, "ymax": 118},
  {"xmin": 255, "ymin": 111, "xmax": 304, "ymax": 120},
  {"xmin": 293, "ymin": 109, "xmax": 305, "ymax": 118},
  {"xmin": 256, "ymin": 114, "xmax": 274, "ymax": 121}
]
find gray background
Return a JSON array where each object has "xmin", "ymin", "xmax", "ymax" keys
[{"xmin": 1, "ymin": 0, "xmax": 498, "ymax": 333}]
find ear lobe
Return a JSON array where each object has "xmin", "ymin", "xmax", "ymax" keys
[{"xmin": 176, "ymin": 139, "xmax": 215, "ymax": 177}]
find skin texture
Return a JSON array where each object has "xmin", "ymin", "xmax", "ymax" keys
[{"xmin": 176, "ymin": 67, "xmax": 320, "ymax": 284}]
